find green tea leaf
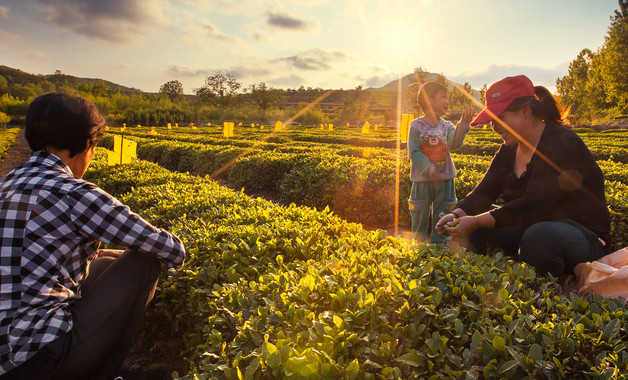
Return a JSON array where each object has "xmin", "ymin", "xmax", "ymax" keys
[
  {"xmin": 396, "ymin": 352, "xmax": 423, "ymax": 367},
  {"xmin": 492, "ymin": 335, "xmax": 506, "ymax": 352}
]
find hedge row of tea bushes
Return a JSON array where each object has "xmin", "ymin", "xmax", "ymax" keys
[
  {"xmin": 0, "ymin": 127, "xmax": 20, "ymax": 160},
  {"xmin": 100, "ymin": 135, "xmax": 628, "ymax": 250},
  {"xmin": 100, "ymin": 135, "xmax": 487, "ymax": 227},
  {"xmin": 114, "ymin": 126, "xmax": 628, "ymax": 162},
  {"xmin": 83, "ymin": 151, "xmax": 628, "ymax": 379}
]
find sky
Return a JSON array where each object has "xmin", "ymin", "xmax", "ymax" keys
[{"xmin": 0, "ymin": 0, "xmax": 621, "ymax": 95}]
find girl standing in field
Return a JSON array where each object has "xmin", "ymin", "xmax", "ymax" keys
[{"xmin": 436, "ymin": 75, "xmax": 611, "ymax": 277}]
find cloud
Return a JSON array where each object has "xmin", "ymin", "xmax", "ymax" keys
[
  {"xmin": 113, "ymin": 61, "xmax": 133, "ymax": 71},
  {"xmin": 246, "ymin": 25, "xmax": 269, "ymax": 42},
  {"xmin": 268, "ymin": 74, "xmax": 306, "ymax": 87},
  {"xmin": 180, "ymin": 21, "xmax": 251, "ymax": 54},
  {"xmin": 276, "ymin": 48, "xmax": 350, "ymax": 70},
  {"xmin": 450, "ymin": 63, "xmax": 569, "ymax": 92},
  {"xmin": 266, "ymin": 9, "xmax": 319, "ymax": 31},
  {"xmin": 344, "ymin": 0, "xmax": 365, "ymax": 22},
  {"xmin": 165, "ymin": 64, "xmax": 211, "ymax": 78},
  {"xmin": 24, "ymin": 50, "xmax": 51, "ymax": 61},
  {"xmin": 0, "ymin": 6, "xmax": 9, "ymax": 19},
  {"xmin": 200, "ymin": 22, "xmax": 240, "ymax": 43},
  {"xmin": 227, "ymin": 63, "xmax": 273, "ymax": 79},
  {"xmin": 32, "ymin": 0, "xmax": 169, "ymax": 44},
  {"xmin": 0, "ymin": 30, "xmax": 21, "ymax": 52},
  {"xmin": 363, "ymin": 73, "xmax": 399, "ymax": 88}
]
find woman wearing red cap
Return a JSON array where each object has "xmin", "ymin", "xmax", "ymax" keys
[{"xmin": 435, "ymin": 75, "xmax": 611, "ymax": 277}]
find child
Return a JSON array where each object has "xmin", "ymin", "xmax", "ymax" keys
[{"xmin": 408, "ymin": 81, "xmax": 474, "ymax": 244}]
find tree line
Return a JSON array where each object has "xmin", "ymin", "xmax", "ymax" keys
[
  {"xmin": 557, "ymin": 0, "xmax": 627, "ymax": 122},
  {"xmin": 9, "ymin": 0, "xmax": 628, "ymax": 131}
]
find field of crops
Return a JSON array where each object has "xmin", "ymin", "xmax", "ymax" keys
[
  {"xmin": 89, "ymin": 124, "xmax": 628, "ymax": 379},
  {"xmin": 103, "ymin": 124, "xmax": 628, "ymax": 250}
]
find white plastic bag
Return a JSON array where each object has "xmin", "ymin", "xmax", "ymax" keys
[{"xmin": 574, "ymin": 247, "xmax": 628, "ymax": 300}]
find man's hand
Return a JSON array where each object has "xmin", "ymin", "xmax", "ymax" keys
[{"xmin": 97, "ymin": 249, "xmax": 124, "ymax": 258}]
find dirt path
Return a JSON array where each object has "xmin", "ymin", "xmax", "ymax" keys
[{"xmin": 0, "ymin": 128, "xmax": 31, "ymax": 177}]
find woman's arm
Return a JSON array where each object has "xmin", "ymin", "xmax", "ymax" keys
[{"xmin": 456, "ymin": 144, "xmax": 510, "ymax": 215}]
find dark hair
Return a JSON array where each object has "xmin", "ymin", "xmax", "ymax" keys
[
  {"xmin": 417, "ymin": 81, "xmax": 448, "ymax": 112},
  {"xmin": 25, "ymin": 92, "xmax": 106, "ymax": 157},
  {"xmin": 504, "ymin": 86, "xmax": 569, "ymax": 127}
]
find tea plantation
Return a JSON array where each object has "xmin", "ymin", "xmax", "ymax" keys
[
  {"xmin": 0, "ymin": 127, "xmax": 20, "ymax": 159},
  {"xmin": 89, "ymin": 125, "xmax": 628, "ymax": 379}
]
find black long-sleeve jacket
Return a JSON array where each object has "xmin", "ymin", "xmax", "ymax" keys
[{"xmin": 457, "ymin": 124, "xmax": 611, "ymax": 251}]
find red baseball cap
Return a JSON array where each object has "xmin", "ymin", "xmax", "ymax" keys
[{"xmin": 471, "ymin": 75, "xmax": 535, "ymax": 126}]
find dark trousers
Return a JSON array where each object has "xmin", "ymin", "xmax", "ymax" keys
[
  {"xmin": 1, "ymin": 250, "xmax": 161, "ymax": 380},
  {"xmin": 467, "ymin": 220, "xmax": 607, "ymax": 277}
]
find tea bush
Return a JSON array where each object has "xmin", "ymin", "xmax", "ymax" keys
[
  {"xmin": 84, "ymin": 152, "xmax": 628, "ymax": 379},
  {"xmin": 100, "ymin": 130, "xmax": 628, "ymax": 250},
  {"xmin": 0, "ymin": 127, "xmax": 20, "ymax": 160}
]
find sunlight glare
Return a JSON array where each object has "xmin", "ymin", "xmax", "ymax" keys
[{"xmin": 384, "ymin": 23, "xmax": 418, "ymax": 54}]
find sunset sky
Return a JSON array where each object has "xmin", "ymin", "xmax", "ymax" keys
[{"xmin": 0, "ymin": 0, "xmax": 620, "ymax": 94}]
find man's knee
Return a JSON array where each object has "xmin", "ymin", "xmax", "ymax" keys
[{"xmin": 119, "ymin": 249, "xmax": 162, "ymax": 283}]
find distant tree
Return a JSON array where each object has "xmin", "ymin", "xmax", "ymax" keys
[
  {"xmin": 434, "ymin": 73, "xmax": 448, "ymax": 87},
  {"xmin": 78, "ymin": 80, "xmax": 109, "ymax": 97},
  {"xmin": 557, "ymin": 0, "xmax": 628, "ymax": 120},
  {"xmin": 10, "ymin": 83, "xmax": 38, "ymax": 100},
  {"xmin": 248, "ymin": 82, "xmax": 286, "ymax": 110},
  {"xmin": 160, "ymin": 80, "xmax": 184, "ymax": 101},
  {"xmin": 557, "ymin": 49, "xmax": 595, "ymax": 117},
  {"xmin": 339, "ymin": 86, "xmax": 371, "ymax": 123},
  {"xmin": 402, "ymin": 67, "xmax": 429, "ymax": 114},
  {"xmin": 597, "ymin": 0, "xmax": 628, "ymax": 112},
  {"xmin": 449, "ymin": 81, "xmax": 473, "ymax": 109},
  {"xmin": 0, "ymin": 76, "xmax": 8, "ymax": 95},
  {"xmin": 479, "ymin": 83, "xmax": 488, "ymax": 105},
  {"xmin": 196, "ymin": 71, "xmax": 241, "ymax": 107}
]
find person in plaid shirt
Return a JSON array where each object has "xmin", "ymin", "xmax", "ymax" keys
[{"xmin": 0, "ymin": 93, "xmax": 186, "ymax": 379}]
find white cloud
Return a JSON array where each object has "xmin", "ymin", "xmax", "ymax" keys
[
  {"xmin": 200, "ymin": 22, "xmax": 241, "ymax": 43},
  {"xmin": 23, "ymin": 50, "xmax": 51, "ymax": 61},
  {"xmin": 246, "ymin": 25, "xmax": 269, "ymax": 42},
  {"xmin": 276, "ymin": 48, "xmax": 350, "ymax": 70},
  {"xmin": 451, "ymin": 63, "xmax": 569, "ymax": 93},
  {"xmin": 344, "ymin": 0, "xmax": 365, "ymax": 22},
  {"xmin": 113, "ymin": 61, "xmax": 133, "ymax": 71},
  {"xmin": 268, "ymin": 74, "xmax": 305, "ymax": 87},
  {"xmin": 0, "ymin": 30, "xmax": 21, "ymax": 52},
  {"xmin": 0, "ymin": 6, "xmax": 9, "ymax": 19},
  {"xmin": 180, "ymin": 22, "xmax": 252, "ymax": 54},
  {"xmin": 165, "ymin": 64, "xmax": 211, "ymax": 78}
]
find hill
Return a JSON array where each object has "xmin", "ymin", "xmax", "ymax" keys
[
  {"xmin": 373, "ymin": 72, "xmax": 482, "ymax": 101},
  {"xmin": 0, "ymin": 65, "xmax": 143, "ymax": 96}
]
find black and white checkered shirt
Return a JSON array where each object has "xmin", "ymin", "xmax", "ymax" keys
[{"xmin": 0, "ymin": 151, "xmax": 186, "ymax": 374}]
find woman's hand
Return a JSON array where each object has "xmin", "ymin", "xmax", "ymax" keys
[
  {"xmin": 435, "ymin": 213, "xmax": 457, "ymax": 235},
  {"xmin": 443, "ymin": 216, "xmax": 476, "ymax": 237},
  {"xmin": 443, "ymin": 211, "xmax": 496, "ymax": 237}
]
